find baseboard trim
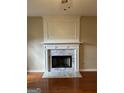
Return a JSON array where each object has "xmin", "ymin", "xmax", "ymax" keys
[
  {"xmin": 27, "ymin": 70, "xmax": 43, "ymax": 72},
  {"xmin": 79, "ymin": 69, "xmax": 97, "ymax": 72}
]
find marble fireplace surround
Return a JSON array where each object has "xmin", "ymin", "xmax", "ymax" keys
[{"xmin": 44, "ymin": 43, "xmax": 80, "ymax": 72}]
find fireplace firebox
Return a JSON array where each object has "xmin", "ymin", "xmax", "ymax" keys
[{"xmin": 52, "ymin": 56, "xmax": 72, "ymax": 68}]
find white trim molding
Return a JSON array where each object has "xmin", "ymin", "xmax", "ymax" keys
[
  {"xmin": 79, "ymin": 69, "xmax": 97, "ymax": 72},
  {"xmin": 27, "ymin": 70, "xmax": 43, "ymax": 72},
  {"xmin": 43, "ymin": 16, "xmax": 80, "ymax": 43}
]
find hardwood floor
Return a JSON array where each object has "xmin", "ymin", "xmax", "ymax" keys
[{"xmin": 27, "ymin": 72, "xmax": 97, "ymax": 93}]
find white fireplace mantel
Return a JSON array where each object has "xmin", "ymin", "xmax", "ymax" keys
[
  {"xmin": 41, "ymin": 42, "xmax": 82, "ymax": 44},
  {"xmin": 43, "ymin": 43, "xmax": 80, "ymax": 72}
]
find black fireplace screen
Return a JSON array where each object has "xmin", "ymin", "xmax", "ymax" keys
[{"xmin": 52, "ymin": 56, "xmax": 72, "ymax": 68}]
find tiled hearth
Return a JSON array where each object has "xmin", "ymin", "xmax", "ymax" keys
[{"xmin": 42, "ymin": 71, "xmax": 82, "ymax": 78}]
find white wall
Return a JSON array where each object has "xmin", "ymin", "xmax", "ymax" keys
[
  {"xmin": 80, "ymin": 16, "xmax": 97, "ymax": 69},
  {"xmin": 27, "ymin": 17, "xmax": 45, "ymax": 72}
]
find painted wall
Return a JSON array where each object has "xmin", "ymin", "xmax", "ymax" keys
[
  {"xmin": 27, "ymin": 17, "xmax": 45, "ymax": 72},
  {"xmin": 80, "ymin": 16, "xmax": 97, "ymax": 69},
  {"xmin": 27, "ymin": 16, "xmax": 97, "ymax": 72}
]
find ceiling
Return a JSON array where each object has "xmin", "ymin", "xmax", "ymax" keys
[{"xmin": 27, "ymin": 0, "xmax": 97, "ymax": 16}]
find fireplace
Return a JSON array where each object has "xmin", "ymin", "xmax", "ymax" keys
[
  {"xmin": 52, "ymin": 55, "xmax": 72, "ymax": 68},
  {"xmin": 42, "ymin": 16, "xmax": 80, "ymax": 73},
  {"xmin": 42, "ymin": 43, "xmax": 82, "ymax": 78}
]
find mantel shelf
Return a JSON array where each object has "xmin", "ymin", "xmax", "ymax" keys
[{"xmin": 41, "ymin": 42, "xmax": 83, "ymax": 45}]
